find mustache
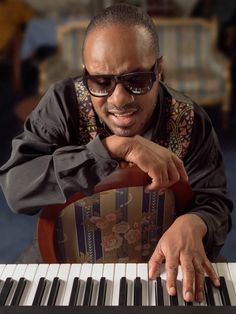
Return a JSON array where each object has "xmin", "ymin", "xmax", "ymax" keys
[{"xmin": 103, "ymin": 103, "xmax": 141, "ymax": 113}]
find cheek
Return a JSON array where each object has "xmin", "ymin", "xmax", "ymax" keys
[
  {"xmin": 140, "ymin": 90, "xmax": 158, "ymax": 115},
  {"xmin": 91, "ymin": 98, "xmax": 106, "ymax": 115}
]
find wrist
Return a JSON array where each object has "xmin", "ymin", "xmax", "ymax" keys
[
  {"xmin": 175, "ymin": 213, "xmax": 208, "ymax": 239},
  {"xmin": 102, "ymin": 135, "xmax": 134, "ymax": 159}
]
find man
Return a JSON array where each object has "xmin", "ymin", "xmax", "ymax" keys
[{"xmin": 0, "ymin": 4, "xmax": 233, "ymax": 303}]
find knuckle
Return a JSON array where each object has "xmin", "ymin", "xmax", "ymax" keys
[
  {"xmin": 195, "ymin": 267, "xmax": 205, "ymax": 276},
  {"xmin": 167, "ymin": 265, "xmax": 178, "ymax": 275},
  {"xmin": 184, "ymin": 265, "xmax": 195, "ymax": 274},
  {"xmin": 169, "ymin": 172, "xmax": 180, "ymax": 183}
]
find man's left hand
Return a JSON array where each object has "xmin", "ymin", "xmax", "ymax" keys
[{"xmin": 148, "ymin": 214, "xmax": 220, "ymax": 303}]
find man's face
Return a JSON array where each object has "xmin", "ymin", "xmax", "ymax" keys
[{"xmin": 83, "ymin": 24, "xmax": 161, "ymax": 137}]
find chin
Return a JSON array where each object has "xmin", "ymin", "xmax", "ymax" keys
[{"xmin": 111, "ymin": 126, "xmax": 139, "ymax": 137}]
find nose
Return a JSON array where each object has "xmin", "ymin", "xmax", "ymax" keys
[{"xmin": 107, "ymin": 83, "xmax": 134, "ymax": 106}]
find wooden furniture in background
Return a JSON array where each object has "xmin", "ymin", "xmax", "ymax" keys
[{"xmin": 155, "ymin": 18, "xmax": 231, "ymax": 129}]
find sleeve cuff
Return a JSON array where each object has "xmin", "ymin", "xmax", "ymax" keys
[
  {"xmin": 189, "ymin": 211, "xmax": 222, "ymax": 260},
  {"xmin": 86, "ymin": 135, "xmax": 119, "ymax": 172}
]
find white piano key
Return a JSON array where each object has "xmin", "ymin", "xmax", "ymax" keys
[
  {"xmin": 0, "ymin": 265, "xmax": 7, "ymax": 292},
  {"xmin": 148, "ymin": 278, "xmax": 156, "ymax": 306},
  {"xmin": 211, "ymin": 263, "xmax": 222, "ymax": 305},
  {"xmin": 112, "ymin": 263, "xmax": 126, "ymax": 305},
  {"xmin": 0, "ymin": 265, "xmax": 6, "ymax": 278},
  {"xmin": 54, "ymin": 264, "xmax": 71, "ymax": 305},
  {"xmin": 62, "ymin": 264, "xmax": 81, "ymax": 306},
  {"xmin": 227, "ymin": 263, "xmax": 236, "ymax": 298},
  {"xmin": 216, "ymin": 262, "xmax": 236, "ymax": 306},
  {"xmin": 0, "ymin": 264, "xmax": 17, "ymax": 305},
  {"xmin": 0, "ymin": 264, "xmax": 16, "ymax": 281},
  {"xmin": 126, "ymin": 263, "xmax": 137, "ymax": 306},
  {"xmin": 77, "ymin": 263, "xmax": 93, "ymax": 306},
  {"xmin": 159, "ymin": 264, "xmax": 170, "ymax": 306},
  {"xmin": 90, "ymin": 264, "xmax": 104, "ymax": 306},
  {"xmin": 198, "ymin": 276, "xmax": 207, "ymax": 307},
  {"xmin": 19, "ymin": 264, "xmax": 38, "ymax": 305},
  {"xmin": 24, "ymin": 264, "xmax": 49, "ymax": 305},
  {"xmin": 103, "ymin": 263, "xmax": 114, "ymax": 305},
  {"xmin": 5, "ymin": 264, "xmax": 28, "ymax": 305},
  {"xmin": 137, "ymin": 263, "xmax": 148, "ymax": 306},
  {"xmin": 41, "ymin": 264, "xmax": 60, "ymax": 305},
  {"xmin": 176, "ymin": 266, "xmax": 185, "ymax": 306}
]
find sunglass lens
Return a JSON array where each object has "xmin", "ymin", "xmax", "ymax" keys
[
  {"xmin": 87, "ymin": 77, "xmax": 114, "ymax": 96},
  {"xmin": 124, "ymin": 74, "xmax": 153, "ymax": 94}
]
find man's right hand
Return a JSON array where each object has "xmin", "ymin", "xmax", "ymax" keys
[{"xmin": 102, "ymin": 134, "xmax": 188, "ymax": 191}]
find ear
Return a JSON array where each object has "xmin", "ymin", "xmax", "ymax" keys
[{"xmin": 157, "ymin": 56, "xmax": 164, "ymax": 81}]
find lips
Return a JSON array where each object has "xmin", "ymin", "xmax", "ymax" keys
[
  {"xmin": 108, "ymin": 110, "xmax": 138, "ymax": 127},
  {"xmin": 110, "ymin": 111, "xmax": 136, "ymax": 117}
]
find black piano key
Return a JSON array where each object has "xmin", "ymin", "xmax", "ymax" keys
[
  {"xmin": 83, "ymin": 277, "xmax": 93, "ymax": 306},
  {"xmin": 204, "ymin": 277, "xmax": 215, "ymax": 306},
  {"xmin": 69, "ymin": 277, "xmax": 80, "ymax": 306},
  {"xmin": 155, "ymin": 277, "xmax": 164, "ymax": 305},
  {"xmin": 97, "ymin": 277, "xmax": 107, "ymax": 306},
  {"xmin": 219, "ymin": 276, "xmax": 231, "ymax": 306},
  {"xmin": 170, "ymin": 293, "xmax": 178, "ymax": 306},
  {"xmin": 0, "ymin": 278, "xmax": 14, "ymax": 306},
  {"xmin": 134, "ymin": 277, "xmax": 142, "ymax": 306},
  {"xmin": 10, "ymin": 277, "xmax": 27, "ymax": 306},
  {"xmin": 118, "ymin": 277, "xmax": 127, "ymax": 306},
  {"xmin": 47, "ymin": 277, "xmax": 60, "ymax": 306},
  {"xmin": 184, "ymin": 301, "xmax": 193, "ymax": 306},
  {"xmin": 32, "ymin": 277, "xmax": 47, "ymax": 306}
]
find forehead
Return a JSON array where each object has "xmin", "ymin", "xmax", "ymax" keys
[{"xmin": 83, "ymin": 24, "xmax": 155, "ymax": 73}]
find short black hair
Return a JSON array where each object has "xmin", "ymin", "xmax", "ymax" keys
[{"xmin": 82, "ymin": 3, "xmax": 159, "ymax": 59}]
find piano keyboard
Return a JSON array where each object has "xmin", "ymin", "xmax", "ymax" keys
[{"xmin": 0, "ymin": 263, "xmax": 236, "ymax": 307}]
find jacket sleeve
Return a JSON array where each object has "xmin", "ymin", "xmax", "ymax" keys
[
  {"xmin": 184, "ymin": 104, "xmax": 233, "ymax": 260},
  {"xmin": 0, "ymin": 80, "xmax": 118, "ymax": 214}
]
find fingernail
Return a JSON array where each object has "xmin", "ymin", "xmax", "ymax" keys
[
  {"xmin": 169, "ymin": 287, "xmax": 176, "ymax": 296},
  {"xmin": 197, "ymin": 291, "xmax": 204, "ymax": 302},
  {"xmin": 185, "ymin": 291, "xmax": 193, "ymax": 301},
  {"xmin": 214, "ymin": 278, "xmax": 220, "ymax": 287}
]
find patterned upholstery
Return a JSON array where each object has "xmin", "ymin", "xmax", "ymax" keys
[
  {"xmin": 55, "ymin": 186, "xmax": 175, "ymax": 263},
  {"xmin": 39, "ymin": 18, "xmax": 231, "ymax": 129},
  {"xmin": 156, "ymin": 18, "xmax": 231, "ymax": 128},
  {"xmin": 37, "ymin": 166, "xmax": 193, "ymax": 264}
]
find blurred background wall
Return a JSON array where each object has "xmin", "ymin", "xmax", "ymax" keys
[{"xmin": 0, "ymin": 0, "xmax": 235, "ymax": 263}]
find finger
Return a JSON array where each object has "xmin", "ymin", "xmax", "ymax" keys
[
  {"xmin": 148, "ymin": 248, "xmax": 165, "ymax": 279},
  {"xmin": 145, "ymin": 168, "xmax": 171, "ymax": 192},
  {"xmin": 145, "ymin": 180, "xmax": 160, "ymax": 193},
  {"xmin": 158, "ymin": 188, "xmax": 166, "ymax": 195},
  {"xmin": 181, "ymin": 258, "xmax": 195, "ymax": 302},
  {"xmin": 161, "ymin": 168, "xmax": 169, "ymax": 186},
  {"xmin": 172, "ymin": 155, "xmax": 188, "ymax": 182},
  {"xmin": 203, "ymin": 259, "xmax": 220, "ymax": 287},
  {"xmin": 145, "ymin": 175, "xmax": 162, "ymax": 192},
  {"xmin": 193, "ymin": 258, "xmax": 205, "ymax": 302},
  {"xmin": 165, "ymin": 256, "xmax": 179, "ymax": 296},
  {"xmin": 167, "ymin": 160, "xmax": 180, "ymax": 184}
]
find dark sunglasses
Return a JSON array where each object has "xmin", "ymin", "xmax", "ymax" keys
[{"xmin": 83, "ymin": 61, "xmax": 158, "ymax": 97}]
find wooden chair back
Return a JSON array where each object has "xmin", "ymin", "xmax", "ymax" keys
[{"xmin": 37, "ymin": 166, "xmax": 193, "ymax": 263}]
